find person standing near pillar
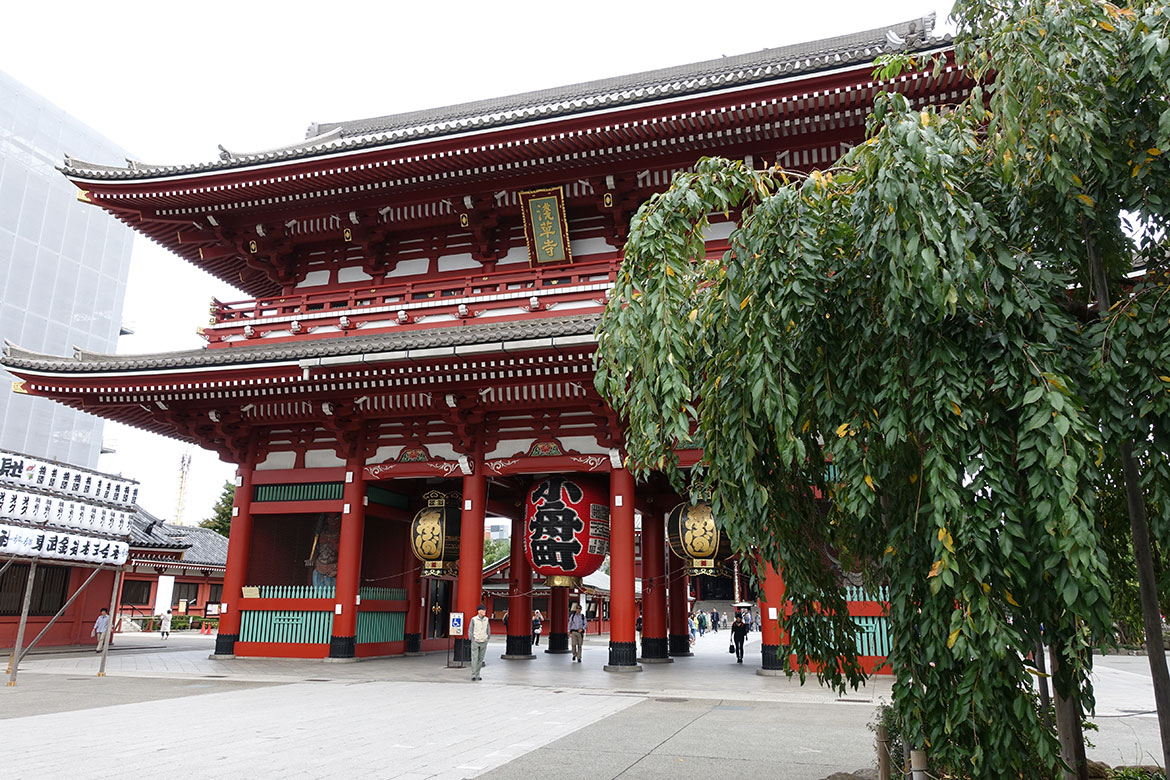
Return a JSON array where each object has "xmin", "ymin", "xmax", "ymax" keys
[
  {"xmin": 531, "ymin": 609, "xmax": 543, "ymax": 646},
  {"xmin": 568, "ymin": 602, "xmax": 587, "ymax": 662},
  {"xmin": 731, "ymin": 612, "xmax": 748, "ymax": 663},
  {"xmin": 91, "ymin": 608, "xmax": 111, "ymax": 653},
  {"xmin": 469, "ymin": 604, "xmax": 490, "ymax": 680}
]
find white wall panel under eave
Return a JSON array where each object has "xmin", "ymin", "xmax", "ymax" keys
[
  {"xmin": 255, "ymin": 450, "xmax": 296, "ymax": 471},
  {"xmin": 338, "ymin": 266, "xmax": 373, "ymax": 283},
  {"xmin": 305, "ymin": 448, "xmax": 345, "ymax": 468},
  {"xmin": 367, "ymin": 445, "xmax": 402, "ymax": 465},
  {"xmin": 295, "ymin": 270, "xmax": 331, "ymax": 288},
  {"xmin": 437, "ymin": 253, "xmax": 480, "ymax": 273}
]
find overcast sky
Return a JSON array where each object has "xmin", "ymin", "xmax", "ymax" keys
[{"xmin": 2, "ymin": 0, "xmax": 953, "ymax": 522}]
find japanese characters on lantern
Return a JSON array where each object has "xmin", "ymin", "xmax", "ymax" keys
[
  {"xmin": 666, "ymin": 501, "xmax": 732, "ymax": 576},
  {"xmin": 524, "ymin": 476, "xmax": 609, "ymax": 587},
  {"xmin": 410, "ymin": 490, "xmax": 462, "ymax": 577}
]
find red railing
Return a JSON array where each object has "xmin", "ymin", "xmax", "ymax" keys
[{"xmin": 209, "ymin": 259, "xmax": 617, "ymax": 326}]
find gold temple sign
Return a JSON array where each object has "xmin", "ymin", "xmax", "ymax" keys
[{"xmin": 520, "ymin": 187, "xmax": 572, "ymax": 265}]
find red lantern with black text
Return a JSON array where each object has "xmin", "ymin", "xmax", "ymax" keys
[{"xmin": 524, "ymin": 476, "xmax": 609, "ymax": 587}]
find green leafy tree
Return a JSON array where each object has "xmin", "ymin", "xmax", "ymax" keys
[
  {"xmin": 483, "ymin": 537, "xmax": 511, "ymax": 566},
  {"xmin": 200, "ymin": 481, "xmax": 236, "ymax": 538},
  {"xmin": 952, "ymin": 0, "xmax": 1170, "ymax": 768}
]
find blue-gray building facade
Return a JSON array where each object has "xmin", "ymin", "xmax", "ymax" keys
[{"xmin": 0, "ymin": 70, "xmax": 135, "ymax": 467}]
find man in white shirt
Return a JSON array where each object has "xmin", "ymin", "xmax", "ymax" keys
[
  {"xmin": 469, "ymin": 604, "xmax": 491, "ymax": 681},
  {"xmin": 91, "ymin": 608, "xmax": 111, "ymax": 653}
]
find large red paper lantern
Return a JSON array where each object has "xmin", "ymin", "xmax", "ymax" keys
[{"xmin": 524, "ymin": 476, "xmax": 609, "ymax": 587}]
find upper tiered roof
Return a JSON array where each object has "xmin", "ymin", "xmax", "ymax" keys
[{"xmin": 60, "ymin": 16, "xmax": 944, "ymax": 182}]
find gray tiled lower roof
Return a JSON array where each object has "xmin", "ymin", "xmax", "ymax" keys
[
  {"xmin": 130, "ymin": 506, "xmax": 189, "ymax": 551},
  {"xmin": 159, "ymin": 524, "xmax": 228, "ymax": 567},
  {"xmin": 60, "ymin": 16, "xmax": 944, "ymax": 181},
  {"xmin": 2, "ymin": 314, "xmax": 601, "ymax": 375}
]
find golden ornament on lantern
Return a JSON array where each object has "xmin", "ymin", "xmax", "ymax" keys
[
  {"xmin": 410, "ymin": 490, "xmax": 462, "ymax": 577},
  {"xmin": 667, "ymin": 501, "xmax": 732, "ymax": 577}
]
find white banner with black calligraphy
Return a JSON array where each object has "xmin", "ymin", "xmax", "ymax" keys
[
  {"xmin": 0, "ymin": 449, "xmax": 138, "ymax": 508},
  {"xmin": 0, "ymin": 523, "xmax": 129, "ymax": 565},
  {"xmin": 0, "ymin": 487, "xmax": 131, "ymax": 536}
]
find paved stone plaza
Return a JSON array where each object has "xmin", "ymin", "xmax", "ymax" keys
[{"xmin": 0, "ymin": 630, "xmax": 1161, "ymax": 779}]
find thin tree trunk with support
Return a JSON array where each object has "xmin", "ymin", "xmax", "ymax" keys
[
  {"xmin": 1050, "ymin": 646, "xmax": 1088, "ymax": 780},
  {"xmin": 1089, "ymin": 239, "xmax": 1170, "ymax": 771}
]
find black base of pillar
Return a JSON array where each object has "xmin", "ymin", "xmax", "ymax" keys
[
  {"xmin": 405, "ymin": 633, "xmax": 421, "ymax": 654},
  {"xmin": 214, "ymin": 633, "xmax": 238, "ymax": 656},
  {"xmin": 545, "ymin": 632, "xmax": 570, "ymax": 654},
  {"xmin": 453, "ymin": 637, "xmax": 471, "ymax": 662},
  {"xmin": 506, "ymin": 634, "xmax": 534, "ymax": 657},
  {"xmin": 669, "ymin": 634, "xmax": 694, "ymax": 657},
  {"xmin": 761, "ymin": 643, "xmax": 783, "ymax": 670},
  {"xmin": 329, "ymin": 635, "xmax": 356, "ymax": 659},
  {"xmin": 640, "ymin": 635, "xmax": 670, "ymax": 661},
  {"xmin": 606, "ymin": 641, "xmax": 638, "ymax": 667}
]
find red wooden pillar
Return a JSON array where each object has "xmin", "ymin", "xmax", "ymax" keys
[
  {"xmin": 639, "ymin": 510, "xmax": 670, "ymax": 662},
  {"xmin": 454, "ymin": 470, "xmax": 486, "ymax": 663},
  {"xmin": 757, "ymin": 561, "xmax": 786, "ymax": 674},
  {"xmin": 503, "ymin": 513, "xmax": 534, "ymax": 659},
  {"xmin": 330, "ymin": 454, "xmax": 367, "ymax": 659},
  {"xmin": 546, "ymin": 585, "xmax": 570, "ymax": 654},
  {"xmin": 605, "ymin": 467, "xmax": 641, "ymax": 671},
  {"xmin": 215, "ymin": 446, "xmax": 256, "ymax": 657},
  {"xmin": 667, "ymin": 547, "xmax": 692, "ymax": 657},
  {"xmin": 403, "ymin": 525, "xmax": 423, "ymax": 654}
]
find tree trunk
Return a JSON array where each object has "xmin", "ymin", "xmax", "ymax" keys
[
  {"xmin": 1089, "ymin": 239, "xmax": 1170, "ymax": 771},
  {"xmin": 1050, "ymin": 647, "xmax": 1088, "ymax": 780}
]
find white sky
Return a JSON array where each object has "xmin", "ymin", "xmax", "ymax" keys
[{"xmin": 2, "ymin": 0, "xmax": 952, "ymax": 522}]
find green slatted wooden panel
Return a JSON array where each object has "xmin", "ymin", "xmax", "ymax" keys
[
  {"xmin": 358, "ymin": 587, "xmax": 407, "ymax": 601},
  {"xmin": 256, "ymin": 585, "xmax": 335, "ymax": 599},
  {"xmin": 356, "ymin": 610, "xmax": 406, "ymax": 644},
  {"xmin": 253, "ymin": 482, "xmax": 343, "ymax": 502},
  {"xmin": 240, "ymin": 610, "xmax": 332, "ymax": 643}
]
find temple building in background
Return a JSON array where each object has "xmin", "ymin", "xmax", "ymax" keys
[
  {"xmin": 3, "ymin": 18, "xmax": 956, "ymax": 671},
  {"xmin": 0, "ymin": 70, "xmax": 135, "ymax": 467}
]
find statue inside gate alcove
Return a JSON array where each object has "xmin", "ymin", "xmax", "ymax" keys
[{"xmin": 305, "ymin": 514, "xmax": 341, "ymax": 588}]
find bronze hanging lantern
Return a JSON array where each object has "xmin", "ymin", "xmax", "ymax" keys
[
  {"xmin": 410, "ymin": 489, "xmax": 462, "ymax": 577},
  {"xmin": 666, "ymin": 501, "xmax": 732, "ymax": 577}
]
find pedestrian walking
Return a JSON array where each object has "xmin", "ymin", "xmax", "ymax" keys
[
  {"xmin": 469, "ymin": 604, "xmax": 491, "ymax": 680},
  {"xmin": 91, "ymin": 607, "xmax": 111, "ymax": 653},
  {"xmin": 568, "ymin": 602, "xmax": 587, "ymax": 662},
  {"xmin": 744, "ymin": 611, "xmax": 753, "ymax": 632},
  {"xmin": 731, "ymin": 613, "xmax": 748, "ymax": 663},
  {"xmin": 531, "ymin": 609, "xmax": 543, "ymax": 646},
  {"xmin": 711, "ymin": 609, "xmax": 720, "ymax": 633},
  {"xmin": 688, "ymin": 613, "xmax": 697, "ymax": 645},
  {"xmin": 635, "ymin": 614, "xmax": 642, "ymax": 637},
  {"xmin": 698, "ymin": 611, "xmax": 708, "ymax": 636},
  {"xmin": 160, "ymin": 609, "xmax": 172, "ymax": 640}
]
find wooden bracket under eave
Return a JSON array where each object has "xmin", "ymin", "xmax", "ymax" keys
[{"xmin": 11, "ymin": 381, "xmax": 27, "ymax": 394}]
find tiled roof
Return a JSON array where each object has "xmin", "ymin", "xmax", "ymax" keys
[
  {"xmin": 159, "ymin": 525, "xmax": 228, "ymax": 567},
  {"xmin": 60, "ymin": 17, "xmax": 945, "ymax": 181},
  {"xmin": 2, "ymin": 313, "xmax": 601, "ymax": 375},
  {"xmin": 129, "ymin": 506, "xmax": 188, "ymax": 551}
]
